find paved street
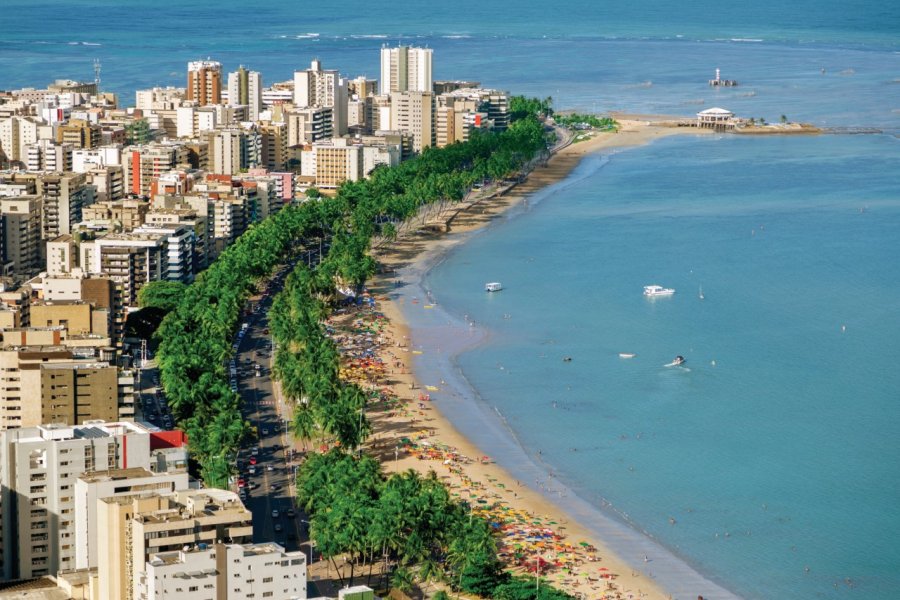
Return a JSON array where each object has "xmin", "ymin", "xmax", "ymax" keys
[
  {"xmin": 134, "ymin": 245, "xmax": 344, "ymax": 596},
  {"xmin": 230, "ymin": 250, "xmax": 336, "ymax": 596}
]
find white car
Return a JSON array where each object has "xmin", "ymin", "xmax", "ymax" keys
[{"xmin": 271, "ymin": 509, "xmax": 279, "ymax": 518}]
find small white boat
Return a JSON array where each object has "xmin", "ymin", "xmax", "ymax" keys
[
  {"xmin": 699, "ymin": 285, "xmax": 705, "ymax": 300},
  {"xmin": 619, "ymin": 353, "xmax": 636, "ymax": 359},
  {"xmin": 485, "ymin": 282, "xmax": 503, "ymax": 292},
  {"xmin": 644, "ymin": 285, "xmax": 675, "ymax": 297}
]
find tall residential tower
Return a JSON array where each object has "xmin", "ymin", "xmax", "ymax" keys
[
  {"xmin": 293, "ymin": 59, "xmax": 348, "ymax": 136},
  {"xmin": 380, "ymin": 45, "xmax": 433, "ymax": 95},
  {"xmin": 186, "ymin": 60, "xmax": 222, "ymax": 106},
  {"xmin": 227, "ymin": 66, "xmax": 263, "ymax": 122}
]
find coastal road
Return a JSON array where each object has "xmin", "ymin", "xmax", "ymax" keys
[
  {"xmin": 230, "ymin": 247, "xmax": 329, "ymax": 585},
  {"xmin": 234, "ymin": 257, "xmax": 302, "ymax": 550}
]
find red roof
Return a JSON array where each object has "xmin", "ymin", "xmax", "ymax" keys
[{"xmin": 150, "ymin": 430, "xmax": 188, "ymax": 450}]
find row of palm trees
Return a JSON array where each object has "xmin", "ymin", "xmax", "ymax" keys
[{"xmin": 270, "ymin": 114, "xmax": 576, "ymax": 598}]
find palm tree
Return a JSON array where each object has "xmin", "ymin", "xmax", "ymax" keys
[
  {"xmin": 416, "ymin": 557, "xmax": 444, "ymax": 595},
  {"xmin": 391, "ymin": 566, "xmax": 415, "ymax": 594}
]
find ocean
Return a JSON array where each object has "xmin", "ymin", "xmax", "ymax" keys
[
  {"xmin": 415, "ymin": 133, "xmax": 900, "ymax": 599},
  {"xmin": 3, "ymin": 1, "xmax": 899, "ymax": 598}
]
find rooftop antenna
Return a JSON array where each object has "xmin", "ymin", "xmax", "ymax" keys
[{"xmin": 93, "ymin": 59, "xmax": 101, "ymax": 92}]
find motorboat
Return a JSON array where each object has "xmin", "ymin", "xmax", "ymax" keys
[
  {"xmin": 644, "ymin": 285, "xmax": 675, "ymax": 297},
  {"xmin": 485, "ymin": 282, "xmax": 503, "ymax": 292},
  {"xmin": 618, "ymin": 353, "xmax": 636, "ymax": 359}
]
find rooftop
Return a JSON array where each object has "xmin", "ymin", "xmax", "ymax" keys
[{"xmin": 78, "ymin": 467, "xmax": 154, "ymax": 483}]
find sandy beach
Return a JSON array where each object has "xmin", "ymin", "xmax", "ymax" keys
[{"xmin": 326, "ymin": 119, "xmax": 717, "ymax": 599}]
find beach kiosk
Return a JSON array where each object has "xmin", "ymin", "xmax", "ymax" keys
[{"xmin": 697, "ymin": 107, "xmax": 735, "ymax": 130}]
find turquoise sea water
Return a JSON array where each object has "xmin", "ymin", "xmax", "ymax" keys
[
  {"xmin": 418, "ymin": 134, "xmax": 900, "ymax": 599},
  {"xmin": 3, "ymin": 2, "xmax": 899, "ymax": 598}
]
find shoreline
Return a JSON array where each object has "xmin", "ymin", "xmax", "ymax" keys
[{"xmin": 361, "ymin": 120, "xmax": 740, "ymax": 600}]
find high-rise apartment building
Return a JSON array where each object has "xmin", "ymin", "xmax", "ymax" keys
[
  {"xmin": 0, "ymin": 343, "xmax": 133, "ymax": 430},
  {"xmin": 145, "ymin": 207, "xmax": 209, "ymax": 273},
  {"xmin": 56, "ymin": 118, "xmax": 102, "ymax": 150},
  {"xmin": 227, "ymin": 66, "xmax": 263, "ymax": 122},
  {"xmin": 25, "ymin": 139, "xmax": 74, "ymax": 172},
  {"xmin": 81, "ymin": 232, "xmax": 168, "ymax": 306},
  {"xmin": 207, "ymin": 127, "xmax": 260, "ymax": 175},
  {"xmin": 186, "ymin": 60, "xmax": 222, "ymax": 106},
  {"xmin": 293, "ymin": 60, "xmax": 348, "ymax": 136},
  {"xmin": 0, "ymin": 116, "xmax": 44, "ymax": 166},
  {"xmin": 86, "ymin": 164, "xmax": 126, "ymax": 202},
  {"xmin": 380, "ymin": 45, "xmax": 433, "ymax": 95},
  {"xmin": 285, "ymin": 106, "xmax": 333, "ymax": 145},
  {"xmin": 123, "ymin": 142, "xmax": 190, "ymax": 196},
  {"xmin": 175, "ymin": 105, "xmax": 218, "ymax": 137},
  {"xmin": 1, "ymin": 195, "xmax": 43, "ymax": 280},
  {"xmin": 390, "ymin": 91, "xmax": 434, "ymax": 153},
  {"xmin": 302, "ymin": 138, "xmax": 363, "ymax": 189},
  {"xmin": 258, "ymin": 120, "xmax": 288, "ymax": 171},
  {"xmin": 39, "ymin": 172, "xmax": 95, "ymax": 239},
  {"xmin": 46, "ymin": 234, "xmax": 76, "ymax": 276},
  {"xmin": 0, "ymin": 422, "xmax": 158, "ymax": 580},
  {"xmin": 132, "ymin": 224, "xmax": 195, "ymax": 284}
]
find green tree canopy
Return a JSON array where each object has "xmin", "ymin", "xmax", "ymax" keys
[{"xmin": 138, "ymin": 281, "xmax": 188, "ymax": 312}]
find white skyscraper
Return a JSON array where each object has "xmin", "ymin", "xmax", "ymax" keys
[
  {"xmin": 380, "ymin": 45, "xmax": 433, "ymax": 96},
  {"xmin": 293, "ymin": 59, "xmax": 348, "ymax": 136}
]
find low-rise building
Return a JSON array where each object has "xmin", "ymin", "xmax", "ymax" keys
[
  {"xmin": 74, "ymin": 466, "xmax": 189, "ymax": 572},
  {"xmin": 97, "ymin": 489, "xmax": 253, "ymax": 600},
  {"xmin": 142, "ymin": 542, "xmax": 307, "ymax": 600}
]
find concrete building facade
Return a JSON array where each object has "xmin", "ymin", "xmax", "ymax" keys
[
  {"xmin": 0, "ymin": 422, "xmax": 156, "ymax": 581},
  {"xmin": 186, "ymin": 61, "xmax": 222, "ymax": 107},
  {"xmin": 293, "ymin": 60, "xmax": 347, "ymax": 136},
  {"xmin": 380, "ymin": 45, "xmax": 433, "ymax": 95},
  {"xmin": 142, "ymin": 542, "xmax": 306, "ymax": 600},
  {"xmin": 390, "ymin": 91, "xmax": 434, "ymax": 153},
  {"xmin": 97, "ymin": 489, "xmax": 253, "ymax": 600}
]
